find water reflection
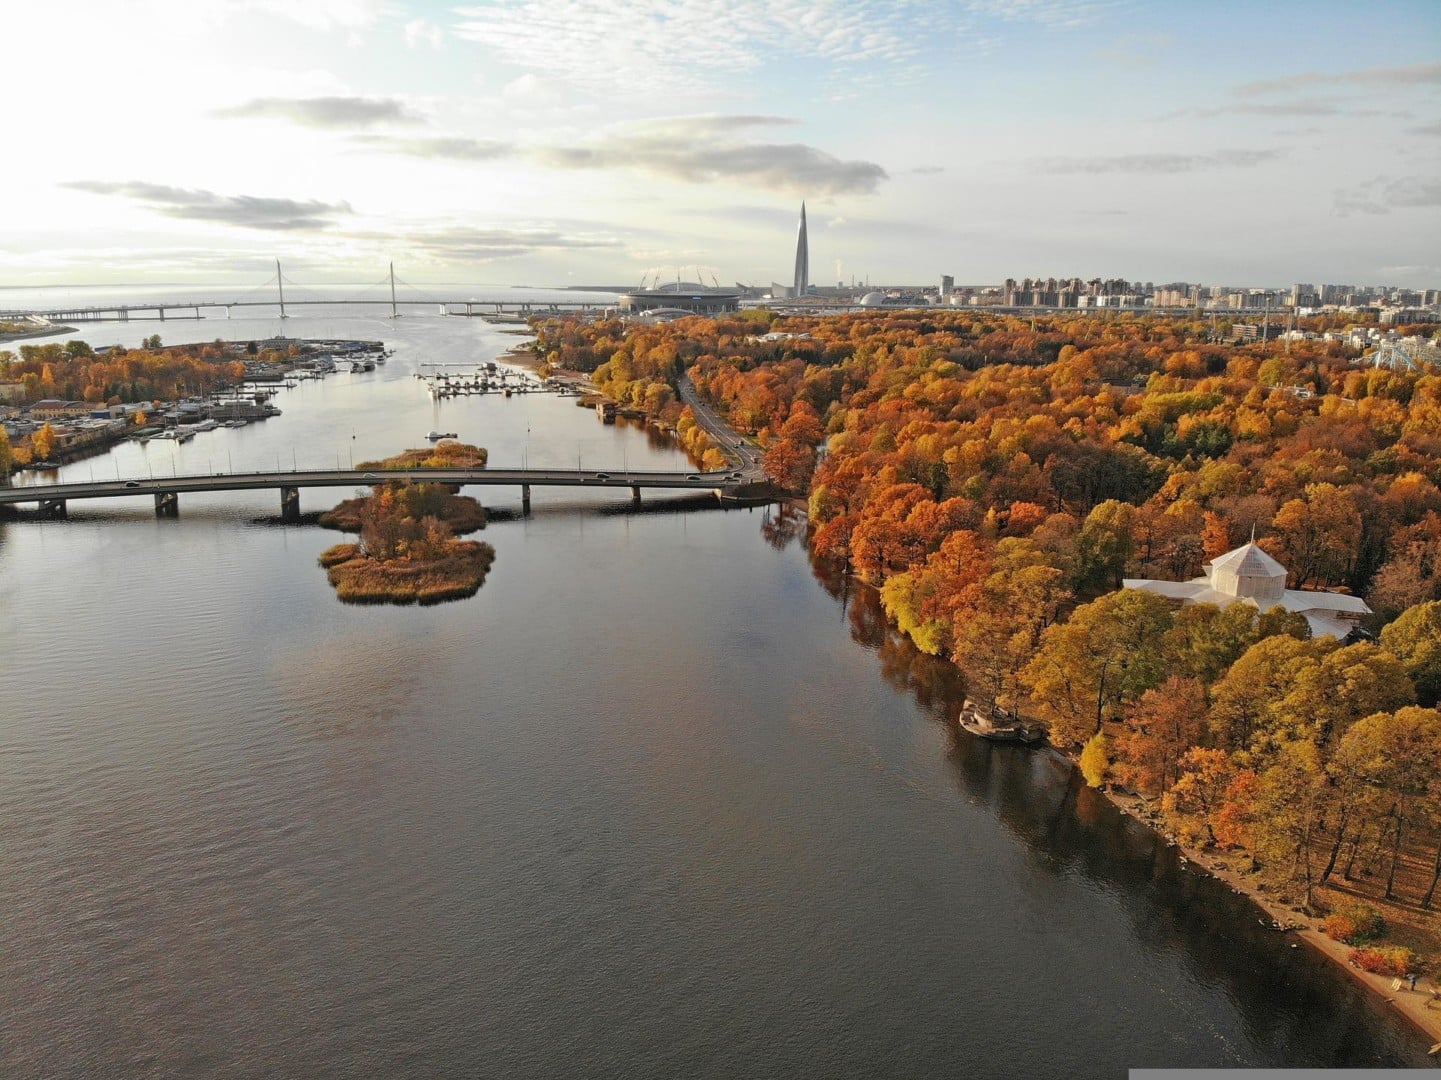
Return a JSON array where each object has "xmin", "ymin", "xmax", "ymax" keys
[
  {"xmin": 759, "ymin": 503, "xmax": 805, "ymax": 550},
  {"xmin": 822, "ymin": 556, "xmax": 1427, "ymax": 1068},
  {"xmin": 0, "ymin": 307, "xmax": 1429, "ymax": 1074}
]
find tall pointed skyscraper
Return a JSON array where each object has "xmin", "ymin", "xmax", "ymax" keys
[{"xmin": 793, "ymin": 202, "xmax": 809, "ymax": 296}]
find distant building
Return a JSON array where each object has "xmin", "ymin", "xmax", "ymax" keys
[
  {"xmin": 793, "ymin": 203, "xmax": 809, "ymax": 296},
  {"xmin": 30, "ymin": 399, "xmax": 92, "ymax": 419},
  {"xmin": 1123, "ymin": 540, "xmax": 1370, "ymax": 639},
  {"xmin": 617, "ymin": 283, "xmax": 739, "ymax": 317},
  {"xmin": 1380, "ymin": 307, "xmax": 1439, "ymax": 325}
]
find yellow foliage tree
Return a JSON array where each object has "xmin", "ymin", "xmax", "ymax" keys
[
  {"xmin": 1080, "ymin": 732, "xmax": 1110, "ymax": 788},
  {"xmin": 31, "ymin": 422, "xmax": 56, "ymax": 460}
]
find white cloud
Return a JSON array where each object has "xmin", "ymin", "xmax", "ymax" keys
[
  {"xmin": 1035, "ymin": 149, "xmax": 1285, "ymax": 174},
  {"xmin": 231, "ymin": 0, "xmax": 397, "ymax": 31},
  {"xmin": 377, "ymin": 224, "xmax": 625, "ymax": 262},
  {"xmin": 217, "ymin": 96, "xmax": 424, "ymax": 128},
  {"xmin": 64, "ymin": 181, "xmax": 353, "ymax": 231},
  {"xmin": 965, "ymin": 0, "xmax": 1114, "ymax": 28},
  {"xmin": 353, "ymin": 135, "xmax": 516, "ymax": 160},
  {"xmin": 450, "ymin": 0, "xmax": 969, "ymax": 95},
  {"xmin": 1334, "ymin": 175, "xmax": 1441, "ymax": 217},
  {"xmin": 501, "ymin": 74, "xmax": 562, "ymax": 105},
  {"xmin": 1235, "ymin": 60, "xmax": 1441, "ymax": 97},
  {"xmin": 358, "ymin": 115, "xmax": 889, "ymax": 195},
  {"xmin": 403, "ymin": 18, "xmax": 445, "ymax": 49}
]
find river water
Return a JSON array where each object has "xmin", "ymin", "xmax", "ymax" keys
[{"xmin": 0, "ymin": 301, "xmax": 1430, "ymax": 1076}]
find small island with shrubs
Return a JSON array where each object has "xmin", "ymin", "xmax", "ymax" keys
[{"xmin": 317, "ymin": 441, "xmax": 495, "ymax": 605}]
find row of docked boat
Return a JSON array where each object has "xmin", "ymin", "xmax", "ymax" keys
[
  {"xmin": 146, "ymin": 416, "xmax": 255, "ymax": 442},
  {"xmin": 348, "ymin": 345, "xmax": 391, "ymax": 373}
]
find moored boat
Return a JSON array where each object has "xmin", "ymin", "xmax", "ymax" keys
[{"xmin": 958, "ymin": 700, "xmax": 1046, "ymax": 745}]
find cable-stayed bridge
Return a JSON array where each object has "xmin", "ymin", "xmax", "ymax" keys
[{"xmin": 0, "ymin": 263, "xmax": 615, "ymax": 323}]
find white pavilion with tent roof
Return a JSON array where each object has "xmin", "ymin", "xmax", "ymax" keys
[{"xmin": 1122, "ymin": 540, "xmax": 1371, "ymax": 639}]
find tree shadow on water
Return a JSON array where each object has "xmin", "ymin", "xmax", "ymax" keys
[{"xmin": 808, "ymin": 546, "xmax": 1427, "ymax": 1068}]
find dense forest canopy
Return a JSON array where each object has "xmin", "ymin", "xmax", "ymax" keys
[
  {"xmin": 536, "ymin": 308, "xmax": 1441, "ymax": 923},
  {"xmin": 0, "ymin": 339, "xmax": 256, "ymax": 405}
]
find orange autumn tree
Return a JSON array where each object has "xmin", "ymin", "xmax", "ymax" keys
[
  {"xmin": 1113, "ymin": 675, "xmax": 1209, "ymax": 797},
  {"xmin": 1164, "ymin": 748, "xmax": 1258, "ymax": 849}
]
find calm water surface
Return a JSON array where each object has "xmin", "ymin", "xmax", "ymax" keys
[{"xmin": 0, "ymin": 307, "xmax": 1430, "ymax": 1076}]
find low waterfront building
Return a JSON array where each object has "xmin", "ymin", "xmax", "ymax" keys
[
  {"xmin": 30, "ymin": 399, "xmax": 92, "ymax": 419},
  {"xmin": 1123, "ymin": 540, "xmax": 1371, "ymax": 639}
]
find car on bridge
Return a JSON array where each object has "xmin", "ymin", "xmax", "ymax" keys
[
  {"xmin": 124, "ymin": 480, "xmax": 141, "ymax": 488},
  {"xmin": 594, "ymin": 472, "xmax": 610, "ymax": 480}
]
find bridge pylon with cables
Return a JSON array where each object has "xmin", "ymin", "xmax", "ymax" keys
[{"xmin": 1361, "ymin": 340, "xmax": 1440, "ymax": 373}]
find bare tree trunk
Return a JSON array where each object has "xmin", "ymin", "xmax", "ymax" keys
[
  {"xmin": 1301, "ymin": 821, "xmax": 1316, "ymax": 909},
  {"xmin": 1343, "ymin": 818, "xmax": 1370, "ymax": 880},
  {"xmin": 1322, "ymin": 804, "xmax": 1350, "ymax": 883},
  {"xmin": 1385, "ymin": 811, "xmax": 1405, "ymax": 900},
  {"xmin": 1359, "ymin": 811, "xmax": 1392, "ymax": 878},
  {"xmin": 1422, "ymin": 838, "xmax": 1441, "ymax": 910}
]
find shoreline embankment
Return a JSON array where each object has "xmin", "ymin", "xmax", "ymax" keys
[
  {"xmin": 1094, "ymin": 783, "xmax": 1441, "ymax": 1047},
  {"xmin": 0, "ymin": 324, "xmax": 78, "ymax": 344},
  {"xmin": 497, "ymin": 342, "xmax": 1440, "ymax": 1048}
]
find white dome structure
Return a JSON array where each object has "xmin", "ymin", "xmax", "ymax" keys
[
  {"xmin": 1206, "ymin": 542, "xmax": 1287, "ymax": 602},
  {"xmin": 859, "ymin": 291, "xmax": 887, "ymax": 307},
  {"xmin": 1123, "ymin": 539, "xmax": 1371, "ymax": 640}
]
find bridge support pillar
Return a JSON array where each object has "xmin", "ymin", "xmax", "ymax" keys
[
  {"xmin": 158, "ymin": 307, "xmax": 165, "ymax": 321},
  {"xmin": 280, "ymin": 486, "xmax": 300, "ymax": 522},
  {"xmin": 120, "ymin": 309, "xmax": 129, "ymax": 322},
  {"xmin": 631, "ymin": 486, "xmax": 641, "ymax": 506},
  {"xmin": 154, "ymin": 492, "xmax": 178, "ymax": 517},
  {"xmin": 39, "ymin": 498, "xmax": 67, "ymax": 519},
  {"xmin": 521, "ymin": 484, "xmax": 531, "ymax": 515}
]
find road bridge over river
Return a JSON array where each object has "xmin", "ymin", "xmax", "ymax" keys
[
  {"xmin": 0, "ymin": 467, "xmax": 770, "ymax": 520},
  {"xmin": 0, "ymin": 262, "xmax": 614, "ymax": 324},
  {"xmin": 0, "ymin": 298, "xmax": 612, "ymax": 323}
]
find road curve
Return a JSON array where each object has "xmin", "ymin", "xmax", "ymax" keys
[{"xmin": 677, "ymin": 376, "xmax": 766, "ymax": 479}]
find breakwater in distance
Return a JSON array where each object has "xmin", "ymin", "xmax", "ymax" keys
[{"xmin": 0, "ymin": 299, "xmax": 1430, "ymax": 1075}]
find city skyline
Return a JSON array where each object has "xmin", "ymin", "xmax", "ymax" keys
[{"xmin": 3, "ymin": 0, "xmax": 1438, "ymax": 289}]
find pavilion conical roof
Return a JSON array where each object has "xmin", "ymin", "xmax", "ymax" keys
[{"xmin": 1208, "ymin": 541, "xmax": 1287, "ymax": 578}]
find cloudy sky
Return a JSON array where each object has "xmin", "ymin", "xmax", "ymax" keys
[{"xmin": 4, "ymin": 0, "xmax": 1439, "ymax": 289}]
